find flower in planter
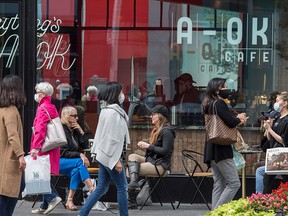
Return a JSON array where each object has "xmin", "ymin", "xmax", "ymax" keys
[{"xmin": 206, "ymin": 182, "xmax": 288, "ymax": 216}]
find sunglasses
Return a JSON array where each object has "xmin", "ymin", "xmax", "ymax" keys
[{"xmin": 70, "ymin": 114, "xmax": 78, "ymax": 118}]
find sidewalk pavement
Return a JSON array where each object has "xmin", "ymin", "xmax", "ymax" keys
[{"xmin": 13, "ymin": 200, "xmax": 210, "ymax": 216}]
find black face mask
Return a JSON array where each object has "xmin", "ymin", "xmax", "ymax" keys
[{"xmin": 219, "ymin": 89, "xmax": 231, "ymax": 99}]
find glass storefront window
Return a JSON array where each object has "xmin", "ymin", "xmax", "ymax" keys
[
  {"xmin": 0, "ymin": 3, "xmax": 20, "ymax": 78},
  {"xmin": 32, "ymin": 0, "xmax": 288, "ymax": 131},
  {"xmin": 84, "ymin": 0, "xmax": 107, "ymax": 27}
]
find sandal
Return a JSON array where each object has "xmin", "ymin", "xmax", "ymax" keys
[{"xmin": 65, "ymin": 198, "xmax": 78, "ymax": 211}]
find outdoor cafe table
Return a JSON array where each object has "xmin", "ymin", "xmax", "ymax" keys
[{"xmin": 238, "ymin": 148, "xmax": 263, "ymax": 198}]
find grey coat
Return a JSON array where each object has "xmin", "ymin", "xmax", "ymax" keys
[{"xmin": 91, "ymin": 103, "xmax": 130, "ymax": 170}]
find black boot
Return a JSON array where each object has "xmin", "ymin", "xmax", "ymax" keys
[
  {"xmin": 127, "ymin": 161, "xmax": 140, "ymax": 189},
  {"xmin": 128, "ymin": 188, "xmax": 138, "ymax": 209}
]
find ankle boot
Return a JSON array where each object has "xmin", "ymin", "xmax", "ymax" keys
[
  {"xmin": 127, "ymin": 161, "xmax": 140, "ymax": 189},
  {"xmin": 128, "ymin": 188, "xmax": 138, "ymax": 209}
]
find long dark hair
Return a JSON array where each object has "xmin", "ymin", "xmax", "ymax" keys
[
  {"xmin": 98, "ymin": 82, "xmax": 122, "ymax": 105},
  {"xmin": 0, "ymin": 75, "xmax": 26, "ymax": 108},
  {"xmin": 202, "ymin": 78, "xmax": 226, "ymax": 112}
]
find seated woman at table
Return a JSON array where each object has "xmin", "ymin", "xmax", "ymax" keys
[
  {"xmin": 262, "ymin": 91, "xmax": 288, "ymax": 194},
  {"xmin": 126, "ymin": 104, "xmax": 175, "ymax": 209},
  {"xmin": 60, "ymin": 106, "xmax": 94, "ymax": 211}
]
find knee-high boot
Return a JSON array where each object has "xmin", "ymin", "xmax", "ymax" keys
[
  {"xmin": 127, "ymin": 161, "xmax": 140, "ymax": 189},
  {"xmin": 128, "ymin": 188, "xmax": 139, "ymax": 209}
]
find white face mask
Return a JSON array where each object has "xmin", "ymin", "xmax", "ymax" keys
[
  {"xmin": 119, "ymin": 93, "xmax": 125, "ymax": 104},
  {"xmin": 34, "ymin": 94, "xmax": 40, "ymax": 103}
]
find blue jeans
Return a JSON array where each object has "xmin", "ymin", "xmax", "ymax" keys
[
  {"xmin": 60, "ymin": 158, "xmax": 90, "ymax": 190},
  {"xmin": 255, "ymin": 166, "xmax": 265, "ymax": 193},
  {"xmin": 79, "ymin": 161, "xmax": 128, "ymax": 216},
  {"xmin": 39, "ymin": 189, "xmax": 57, "ymax": 209}
]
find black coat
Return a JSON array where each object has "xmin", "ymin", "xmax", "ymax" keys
[
  {"xmin": 146, "ymin": 124, "xmax": 175, "ymax": 171},
  {"xmin": 203, "ymin": 99, "xmax": 241, "ymax": 166},
  {"xmin": 60, "ymin": 124, "xmax": 89, "ymax": 158}
]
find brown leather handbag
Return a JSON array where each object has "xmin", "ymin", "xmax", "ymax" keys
[{"xmin": 204, "ymin": 101, "xmax": 237, "ymax": 145}]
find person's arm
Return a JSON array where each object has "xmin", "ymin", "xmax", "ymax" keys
[
  {"xmin": 147, "ymin": 129, "xmax": 174, "ymax": 156},
  {"xmin": 60, "ymin": 126, "xmax": 82, "ymax": 158},
  {"xmin": 31, "ymin": 108, "xmax": 50, "ymax": 150},
  {"xmin": 5, "ymin": 108, "xmax": 25, "ymax": 158},
  {"xmin": 139, "ymin": 128, "xmax": 174, "ymax": 157},
  {"xmin": 77, "ymin": 130, "xmax": 89, "ymax": 150},
  {"xmin": 216, "ymin": 100, "xmax": 242, "ymax": 128},
  {"xmin": 264, "ymin": 118, "xmax": 288, "ymax": 145}
]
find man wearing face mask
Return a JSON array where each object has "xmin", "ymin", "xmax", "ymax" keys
[
  {"xmin": 262, "ymin": 91, "xmax": 288, "ymax": 194},
  {"xmin": 79, "ymin": 82, "xmax": 130, "ymax": 216},
  {"xmin": 30, "ymin": 82, "xmax": 62, "ymax": 215}
]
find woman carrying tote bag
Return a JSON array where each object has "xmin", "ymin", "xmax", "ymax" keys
[
  {"xmin": 30, "ymin": 82, "xmax": 62, "ymax": 215},
  {"xmin": 202, "ymin": 78, "xmax": 247, "ymax": 210}
]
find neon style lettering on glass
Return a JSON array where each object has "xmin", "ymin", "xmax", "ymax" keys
[{"xmin": 0, "ymin": 14, "xmax": 75, "ymax": 71}]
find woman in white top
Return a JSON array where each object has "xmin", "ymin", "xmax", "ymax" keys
[{"xmin": 79, "ymin": 82, "xmax": 130, "ymax": 216}]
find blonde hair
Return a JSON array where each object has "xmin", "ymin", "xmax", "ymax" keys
[
  {"xmin": 149, "ymin": 113, "xmax": 169, "ymax": 144},
  {"xmin": 278, "ymin": 91, "xmax": 288, "ymax": 109},
  {"xmin": 61, "ymin": 106, "xmax": 77, "ymax": 125}
]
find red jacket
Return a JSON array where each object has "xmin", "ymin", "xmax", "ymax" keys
[{"xmin": 30, "ymin": 96, "xmax": 60, "ymax": 175}]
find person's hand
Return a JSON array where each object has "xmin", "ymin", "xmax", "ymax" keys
[
  {"xmin": 71, "ymin": 122, "xmax": 84, "ymax": 135},
  {"xmin": 80, "ymin": 153, "xmax": 90, "ymax": 167},
  {"xmin": 114, "ymin": 160, "xmax": 122, "ymax": 173},
  {"xmin": 237, "ymin": 113, "xmax": 247, "ymax": 122},
  {"xmin": 137, "ymin": 141, "xmax": 150, "ymax": 150},
  {"xmin": 30, "ymin": 148, "xmax": 39, "ymax": 158},
  {"xmin": 263, "ymin": 120, "xmax": 272, "ymax": 130},
  {"xmin": 18, "ymin": 155, "xmax": 26, "ymax": 172}
]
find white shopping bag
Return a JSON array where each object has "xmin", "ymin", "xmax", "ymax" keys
[{"xmin": 24, "ymin": 155, "xmax": 51, "ymax": 195}]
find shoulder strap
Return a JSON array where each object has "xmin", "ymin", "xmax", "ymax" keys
[
  {"xmin": 209, "ymin": 100, "xmax": 218, "ymax": 115},
  {"xmin": 40, "ymin": 106, "xmax": 52, "ymax": 120},
  {"xmin": 103, "ymin": 106, "xmax": 125, "ymax": 119}
]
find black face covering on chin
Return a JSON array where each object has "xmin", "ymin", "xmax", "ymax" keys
[{"xmin": 219, "ymin": 89, "xmax": 231, "ymax": 99}]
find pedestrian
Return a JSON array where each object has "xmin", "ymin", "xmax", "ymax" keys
[
  {"xmin": 126, "ymin": 104, "xmax": 175, "ymax": 209},
  {"xmin": 0, "ymin": 75, "xmax": 26, "ymax": 216},
  {"xmin": 79, "ymin": 81, "xmax": 130, "ymax": 216},
  {"xmin": 202, "ymin": 78, "xmax": 247, "ymax": 210},
  {"xmin": 30, "ymin": 82, "xmax": 62, "ymax": 214}
]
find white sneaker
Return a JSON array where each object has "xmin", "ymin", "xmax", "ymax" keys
[
  {"xmin": 31, "ymin": 208, "xmax": 46, "ymax": 214},
  {"xmin": 43, "ymin": 197, "xmax": 62, "ymax": 215}
]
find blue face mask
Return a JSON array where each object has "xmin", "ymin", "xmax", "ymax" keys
[{"xmin": 274, "ymin": 103, "xmax": 282, "ymax": 112}]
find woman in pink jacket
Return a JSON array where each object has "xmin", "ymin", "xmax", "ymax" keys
[{"xmin": 30, "ymin": 82, "xmax": 62, "ymax": 215}]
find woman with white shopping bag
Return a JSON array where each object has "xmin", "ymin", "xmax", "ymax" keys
[
  {"xmin": 30, "ymin": 82, "xmax": 62, "ymax": 215},
  {"xmin": 0, "ymin": 75, "xmax": 26, "ymax": 216}
]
